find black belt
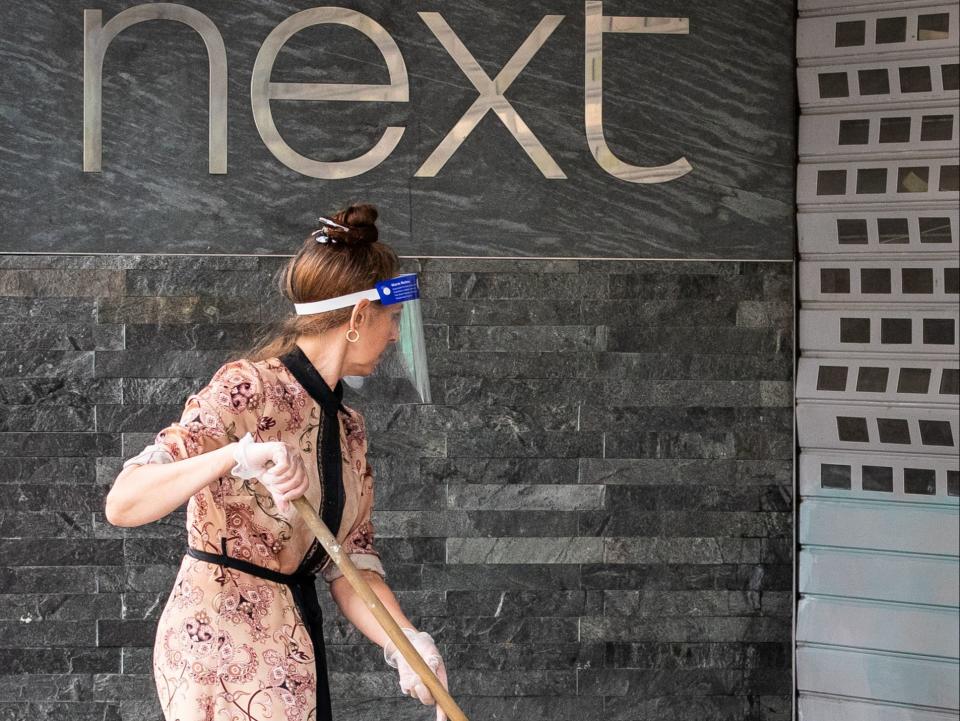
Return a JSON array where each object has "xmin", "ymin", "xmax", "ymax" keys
[{"xmin": 185, "ymin": 544, "xmax": 333, "ymax": 720}]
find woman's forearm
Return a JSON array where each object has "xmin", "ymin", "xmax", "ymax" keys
[
  {"xmin": 105, "ymin": 443, "xmax": 237, "ymax": 527},
  {"xmin": 329, "ymin": 571, "xmax": 415, "ymax": 649}
]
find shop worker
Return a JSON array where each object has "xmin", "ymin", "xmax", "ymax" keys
[{"xmin": 105, "ymin": 204, "xmax": 448, "ymax": 721}]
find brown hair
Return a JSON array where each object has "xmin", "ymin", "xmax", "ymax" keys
[{"xmin": 239, "ymin": 203, "xmax": 399, "ymax": 363}]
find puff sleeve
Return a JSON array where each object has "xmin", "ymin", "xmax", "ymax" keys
[
  {"xmin": 321, "ymin": 412, "xmax": 386, "ymax": 583},
  {"xmin": 122, "ymin": 359, "xmax": 263, "ymax": 469}
]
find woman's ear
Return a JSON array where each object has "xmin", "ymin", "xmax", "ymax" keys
[{"xmin": 350, "ymin": 299, "xmax": 371, "ymax": 328}]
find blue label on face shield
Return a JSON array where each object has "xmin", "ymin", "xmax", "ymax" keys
[{"xmin": 376, "ymin": 274, "xmax": 420, "ymax": 305}]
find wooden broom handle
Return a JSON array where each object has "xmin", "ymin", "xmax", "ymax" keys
[{"xmin": 291, "ymin": 496, "xmax": 469, "ymax": 721}]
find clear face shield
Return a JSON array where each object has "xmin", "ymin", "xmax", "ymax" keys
[{"xmin": 293, "ymin": 274, "xmax": 431, "ymax": 404}]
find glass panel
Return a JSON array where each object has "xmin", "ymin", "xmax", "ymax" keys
[
  {"xmin": 879, "ymin": 116, "xmax": 911, "ymax": 143},
  {"xmin": 856, "ymin": 168, "xmax": 887, "ymax": 194},
  {"xmin": 877, "ymin": 418, "xmax": 911, "ymax": 444},
  {"xmin": 900, "ymin": 66, "xmax": 932, "ymax": 93},
  {"xmin": 902, "ymin": 268, "xmax": 934, "ymax": 293},
  {"xmin": 919, "ymin": 420, "xmax": 954, "ymax": 447},
  {"xmin": 897, "ymin": 368, "xmax": 931, "ymax": 393},
  {"xmin": 943, "ymin": 63, "xmax": 959, "ymax": 91},
  {"xmin": 940, "ymin": 368, "xmax": 960, "ymax": 395},
  {"xmin": 859, "ymin": 69, "xmax": 890, "ymax": 95},
  {"xmin": 837, "ymin": 416, "xmax": 870, "ymax": 442},
  {"xmin": 917, "ymin": 13, "xmax": 950, "ymax": 41},
  {"xmin": 940, "ymin": 165, "xmax": 959, "ymax": 192},
  {"xmin": 841, "ymin": 317, "xmax": 870, "ymax": 343},
  {"xmin": 837, "ymin": 218, "xmax": 868, "ymax": 244},
  {"xmin": 875, "ymin": 16, "xmax": 907, "ymax": 44},
  {"xmin": 923, "ymin": 318, "xmax": 956, "ymax": 345},
  {"xmin": 836, "ymin": 20, "xmax": 866, "ymax": 46},
  {"xmin": 862, "ymin": 466, "xmax": 893, "ymax": 492},
  {"xmin": 839, "ymin": 119, "xmax": 871, "ymax": 144},
  {"xmin": 919, "ymin": 217, "xmax": 951, "ymax": 243},
  {"xmin": 948, "ymin": 470, "xmax": 959, "ymax": 497},
  {"xmin": 821, "ymin": 268, "xmax": 850, "ymax": 293},
  {"xmin": 878, "ymin": 217, "xmax": 909, "ymax": 244},
  {"xmin": 821, "ymin": 463, "xmax": 852, "ymax": 489},
  {"xmin": 818, "ymin": 170, "xmax": 847, "ymax": 195},
  {"xmin": 817, "ymin": 365, "xmax": 848, "ymax": 391},
  {"xmin": 945, "ymin": 268, "xmax": 959, "ymax": 294},
  {"xmin": 920, "ymin": 114, "xmax": 954, "ymax": 142},
  {"xmin": 898, "ymin": 167, "xmax": 929, "ymax": 193},
  {"xmin": 881, "ymin": 318, "xmax": 911, "ymax": 343},
  {"xmin": 861, "ymin": 268, "xmax": 891, "ymax": 293},
  {"xmin": 819, "ymin": 72, "xmax": 849, "ymax": 98},
  {"xmin": 904, "ymin": 468, "xmax": 936, "ymax": 495},
  {"xmin": 857, "ymin": 367, "xmax": 889, "ymax": 392}
]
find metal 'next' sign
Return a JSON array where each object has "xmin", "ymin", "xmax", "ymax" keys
[{"xmin": 84, "ymin": 3, "xmax": 692, "ymax": 183}]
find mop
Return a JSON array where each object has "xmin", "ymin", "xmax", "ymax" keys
[{"xmin": 291, "ymin": 496, "xmax": 470, "ymax": 721}]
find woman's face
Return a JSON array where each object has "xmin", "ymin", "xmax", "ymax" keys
[{"xmin": 344, "ymin": 301, "xmax": 401, "ymax": 376}]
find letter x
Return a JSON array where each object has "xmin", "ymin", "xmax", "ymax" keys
[{"xmin": 416, "ymin": 13, "xmax": 566, "ymax": 178}]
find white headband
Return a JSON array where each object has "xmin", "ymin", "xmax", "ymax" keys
[{"xmin": 293, "ymin": 288, "xmax": 381, "ymax": 315}]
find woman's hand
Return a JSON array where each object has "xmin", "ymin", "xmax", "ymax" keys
[
  {"xmin": 232, "ymin": 434, "xmax": 309, "ymax": 513},
  {"xmin": 384, "ymin": 627, "xmax": 449, "ymax": 721}
]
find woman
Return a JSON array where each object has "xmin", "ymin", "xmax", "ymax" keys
[{"xmin": 104, "ymin": 204, "xmax": 449, "ymax": 721}]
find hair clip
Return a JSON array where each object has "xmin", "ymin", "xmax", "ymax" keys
[
  {"xmin": 311, "ymin": 227, "xmax": 336, "ymax": 244},
  {"xmin": 311, "ymin": 215, "xmax": 351, "ymax": 244}
]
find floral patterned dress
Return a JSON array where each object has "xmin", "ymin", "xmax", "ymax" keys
[{"xmin": 121, "ymin": 346, "xmax": 386, "ymax": 721}]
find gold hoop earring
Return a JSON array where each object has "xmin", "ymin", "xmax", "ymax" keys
[{"xmin": 346, "ymin": 328, "xmax": 360, "ymax": 343}]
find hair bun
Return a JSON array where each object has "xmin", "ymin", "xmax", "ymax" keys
[
  {"xmin": 327, "ymin": 203, "xmax": 378, "ymax": 247},
  {"xmin": 342, "ymin": 223, "xmax": 378, "ymax": 246}
]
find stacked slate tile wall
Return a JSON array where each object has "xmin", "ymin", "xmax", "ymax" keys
[{"xmin": 0, "ymin": 253, "xmax": 793, "ymax": 720}]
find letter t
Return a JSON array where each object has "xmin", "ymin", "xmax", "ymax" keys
[{"xmin": 584, "ymin": 2, "xmax": 692, "ymax": 183}]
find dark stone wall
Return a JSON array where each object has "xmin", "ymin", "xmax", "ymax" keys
[{"xmin": 0, "ymin": 254, "xmax": 793, "ymax": 720}]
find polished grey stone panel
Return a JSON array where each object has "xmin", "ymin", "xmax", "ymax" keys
[{"xmin": 1, "ymin": 1, "xmax": 794, "ymax": 259}]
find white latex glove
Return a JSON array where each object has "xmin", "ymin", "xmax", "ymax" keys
[
  {"xmin": 230, "ymin": 432, "xmax": 309, "ymax": 514},
  {"xmin": 384, "ymin": 627, "xmax": 449, "ymax": 721}
]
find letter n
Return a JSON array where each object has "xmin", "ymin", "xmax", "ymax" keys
[{"xmin": 83, "ymin": 4, "xmax": 228, "ymax": 173}]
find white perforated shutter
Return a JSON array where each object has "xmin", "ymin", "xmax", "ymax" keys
[{"xmin": 796, "ymin": 2, "xmax": 960, "ymax": 720}]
